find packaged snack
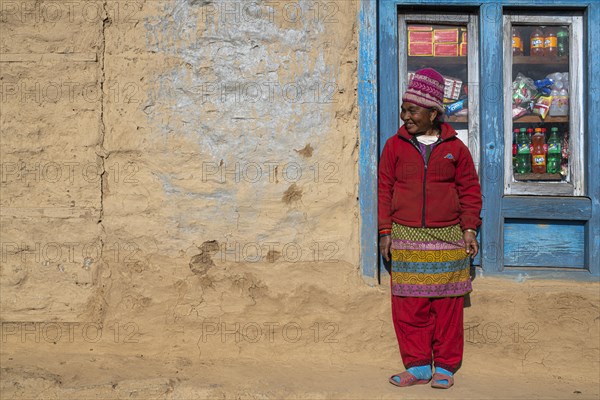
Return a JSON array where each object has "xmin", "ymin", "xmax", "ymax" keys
[
  {"xmin": 534, "ymin": 78, "xmax": 554, "ymax": 95},
  {"xmin": 512, "ymin": 106, "xmax": 528, "ymax": 119},
  {"xmin": 534, "ymin": 78, "xmax": 554, "ymax": 89},
  {"xmin": 445, "ymin": 98, "xmax": 467, "ymax": 116},
  {"xmin": 512, "ymin": 73, "xmax": 536, "ymax": 106},
  {"xmin": 443, "ymin": 76, "xmax": 463, "ymax": 100},
  {"xmin": 533, "ymin": 95, "xmax": 553, "ymax": 120}
]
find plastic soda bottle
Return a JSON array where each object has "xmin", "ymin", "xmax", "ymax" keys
[
  {"xmin": 512, "ymin": 128, "xmax": 519, "ymax": 167},
  {"xmin": 557, "ymin": 27, "xmax": 569, "ymax": 57},
  {"xmin": 531, "ymin": 128, "xmax": 546, "ymax": 173},
  {"xmin": 541, "ymin": 127, "xmax": 548, "ymax": 153},
  {"xmin": 530, "ymin": 26, "xmax": 545, "ymax": 56},
  {"xmin": 547, "ymin": 127, "xmax": 562, "ymax": 174},
  {"xmin": 512, "ymin": 27, "xmax": 523, "ymax": 56},
  {"xmin": 526, "ymin": 128, "xmax": 534, "ymax": 152},
  {"xmin": 544, "ymin": 27, "xmax": 557, "ymax": 57},
  {"xmin": 516, "ymin": 128, "xmax": 531, "ymax": 173}
]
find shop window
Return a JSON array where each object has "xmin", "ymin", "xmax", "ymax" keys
[
  {"xmin": 504, "ymin": 13, "xmax": 584, "ymax": 196},
  {"xmin": 398, "ymin": 13, "xmax": 480, "ymax": 170}
]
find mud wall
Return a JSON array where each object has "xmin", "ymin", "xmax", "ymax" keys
[
  {"xmin": 1, "ymin": 3, "xmax": 599, "ymax": 393},
  {"xmin": 0, "ymin": 0, "xmax": 360, "ymax": 322}
]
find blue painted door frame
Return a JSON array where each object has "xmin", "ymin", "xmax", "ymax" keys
[{"xmin": 358, "ymin": 0, "xmax": 600, "ymax": 281}]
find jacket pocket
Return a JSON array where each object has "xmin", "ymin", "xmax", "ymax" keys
[{"xmin": 426, "ymin": 183, "xmax": 460, "ymax": 225}]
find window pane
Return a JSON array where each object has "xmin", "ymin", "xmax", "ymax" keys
[
  {"xmin": 406, "ymin": 23, "xmax": 469, "ymax": 135},
  {"xmin": 511, "ymin": 24, "xmax": 570, "ymax": 183}
]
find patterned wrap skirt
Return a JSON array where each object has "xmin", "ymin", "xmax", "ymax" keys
[{"xmin": 391, "ymin": 223, "xmax": 472, "ymax": 298}]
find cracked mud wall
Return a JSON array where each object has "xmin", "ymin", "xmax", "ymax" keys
[{"xmin": 1, "ymin": 0, "xmax": 360, "ymax": 323}]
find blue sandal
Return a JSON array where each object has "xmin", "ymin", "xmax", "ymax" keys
[
  {"xmin": 431, "ymin": 372, "xmax": 454, "ymax": 389},
  {"xmin": 389, "ymin": 371, "xmax": 431, "ymax": 387}
]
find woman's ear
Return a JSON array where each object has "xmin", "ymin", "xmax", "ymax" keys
[{"xmin": 430, "ymin": 109, "xmax": 438, "ymax": 122}]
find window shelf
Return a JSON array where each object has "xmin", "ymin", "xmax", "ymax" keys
[
  {"xmin": 447, "ymin": 115, "xmax": 468, "ymax": 123},
  {"xmin": 513, "ymin": 115, "xmax": 568, "ymax": 123},
  {"xmin": 514, "ymin": 173, "xmax": 563, "ymax": 181},
  {"xmin": 407, "ymin": 56, "xmax": 467, "ymax": 68},
  {"xmin": 513, "ymin": 56, "xmax": 568, "ymax": 65}
]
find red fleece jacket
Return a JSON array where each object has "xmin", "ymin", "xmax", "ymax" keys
[{"xmin": 378, "ymin": 123, "xmax": 482, "ymax": 233}]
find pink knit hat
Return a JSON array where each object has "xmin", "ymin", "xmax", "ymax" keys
[{"xmin": 402, "ymin": 68, "xmax": 445, "ymax": 113}]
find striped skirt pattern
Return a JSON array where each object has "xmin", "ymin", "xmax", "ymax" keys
[{"xmin": 391, "ymin": 223, "xmax": 472, "ymax": 298}]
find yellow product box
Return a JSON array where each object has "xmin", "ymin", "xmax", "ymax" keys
[
  {"xmin": 434, "ymin": 28, "xmax": 459, "ymax": 43},
  {"xmin": 434, "ymin": 43, "xmax": 459, "ymax": 57},
  {"xmin": 409, "ymin": 42, "xmax": 434, "ymax": 56}
]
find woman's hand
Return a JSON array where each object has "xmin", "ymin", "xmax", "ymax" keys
[
  {"xmin": 463, "ymin": 230, "xmax": 478, "ymax": 258},
  {"xmin": 379, "ymin": 235, "xmax": 392, "ymax": 262}
]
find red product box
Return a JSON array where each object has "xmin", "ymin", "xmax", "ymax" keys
[
  {"xmin": 460, "ymin": 42, "xmax": 468, "ymax": 56},
  {"xmin": 434, "ymin": 28, "xmax": 459, "ymax": 43},
  {"xmin": 408, "ymin": 31, "xmax": 433, "ymax": 43},
  {"xmin": 461, "ymin": 31, "xmax": 468, "ymax": 43},
  {"xmin": 408, "ymin": 25, "xmax": 433, "ymax": 31},
  {"xmin": 434, "ymin": 43, "xmax": 459, "ymax": 56},
  {"xmin": 409, "ymin": 42, "xmax": 434, "ymax": 56}
]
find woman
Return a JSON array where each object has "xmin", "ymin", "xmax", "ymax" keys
[{"xmin": 378, "ymin": 68, "xmax": 482, "ymax": 389}]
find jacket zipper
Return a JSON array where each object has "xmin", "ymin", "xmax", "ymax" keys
[
  {"xmin": 422, "ymin": 162, "xmax": 427, "ymax": 227},
  {"xmin": 407, "ymin": 137, "xmax": 443, "ymax": 228}
]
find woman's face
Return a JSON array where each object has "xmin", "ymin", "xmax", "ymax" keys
[{"xmin": 400, "ymin": 102, "xmax": 437, "ymax": 135}]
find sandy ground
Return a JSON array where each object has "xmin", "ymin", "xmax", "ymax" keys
[{"xmin": 1, "ymin": 261, "xmax": 599, "ymax": 399}]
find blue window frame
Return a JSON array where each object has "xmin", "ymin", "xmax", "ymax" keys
[{"xmin": 358, "ymin": 0, "xmax": 600, "ymax": 281}]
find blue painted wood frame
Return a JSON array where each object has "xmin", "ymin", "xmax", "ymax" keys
[
  {"xmin": 585, "ymin": 2, "xmax": 600, "ymax": 277},
  {"xmin": 358, "ymin": 0, "xmax": 379, "ymax": 284},
  {"xmin": 479, "ymin": 1, "xmax": 505, "ymax": 274},
  {"xmin": 359, "ymin": 0, "xmax": 600, "ymax": 280}
]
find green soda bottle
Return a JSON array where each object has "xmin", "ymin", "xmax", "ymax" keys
[
  {"xmin": 557, "ymin": 28, "xmax": 569, "ymax": 57},
  {"xmin": 547, "ymin": 127, "xmax": 562, "ymax": 174},
  {"xmin": 516, "ymin": 128, "xmax": 531, "ymax": 173}
]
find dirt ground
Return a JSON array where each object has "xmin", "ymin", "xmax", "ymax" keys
[{"xmin": 1, "ymin": 261, "xmax": 599, "ymax": 399}]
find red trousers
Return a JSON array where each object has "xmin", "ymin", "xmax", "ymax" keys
[{"xmin": 391, "ymin": 295, "xmax": 464, "ymax": 373}]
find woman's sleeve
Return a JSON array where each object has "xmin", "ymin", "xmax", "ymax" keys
[
  {"xmin": 455, "ymin": 143, "xmax": 482, "ymax": 231},
  {"xmin": 378, "ymin": 138, "xmax": 397, "ymax": 234}
]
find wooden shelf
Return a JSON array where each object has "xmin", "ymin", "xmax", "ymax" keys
[
  {"xmin": 514, "ymin": 173, "xmax": 563, "ymax": 181},
  {"xmin": 513, "ymin": 56, "xmax": 568, "ymax": 65},
  {"xmin": 447, "ymin": 115, "xmax": 468, "ymax": 123},
  {"xmin": 408, "ymin": 56, "xmax": 467, "ymax": 68},
  {"xmin": 407, "ymin": 55, "xmax": 567, "ymax": 67},
  {"xmin": 514, "ymin": 115, "xmax": 568, "ymax": 123}
]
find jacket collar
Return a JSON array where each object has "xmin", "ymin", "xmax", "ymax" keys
[{"xmin": 397, "ymin": 122, "xmax": 458, "ymax": 142}]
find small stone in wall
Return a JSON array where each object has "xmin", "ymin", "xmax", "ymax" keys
[
  {"xmin": 266, "ymin": 250, "xmax": 281, "ymax": 263},
  {"xmin": 282, "ymin": 183, "xmax": 302, "ymax": 204},
  {"xmin": 294, "ymin": 143, "xmax": 313, "ymax": 158},
  {"xmin": 189, "ymin": 240, "xmax": 220, "ymax": 276}
]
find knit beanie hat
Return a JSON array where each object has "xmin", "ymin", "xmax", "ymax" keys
[{"xmin": 402, "ymin": 68, "xmax": 445, "ymax": 113}]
